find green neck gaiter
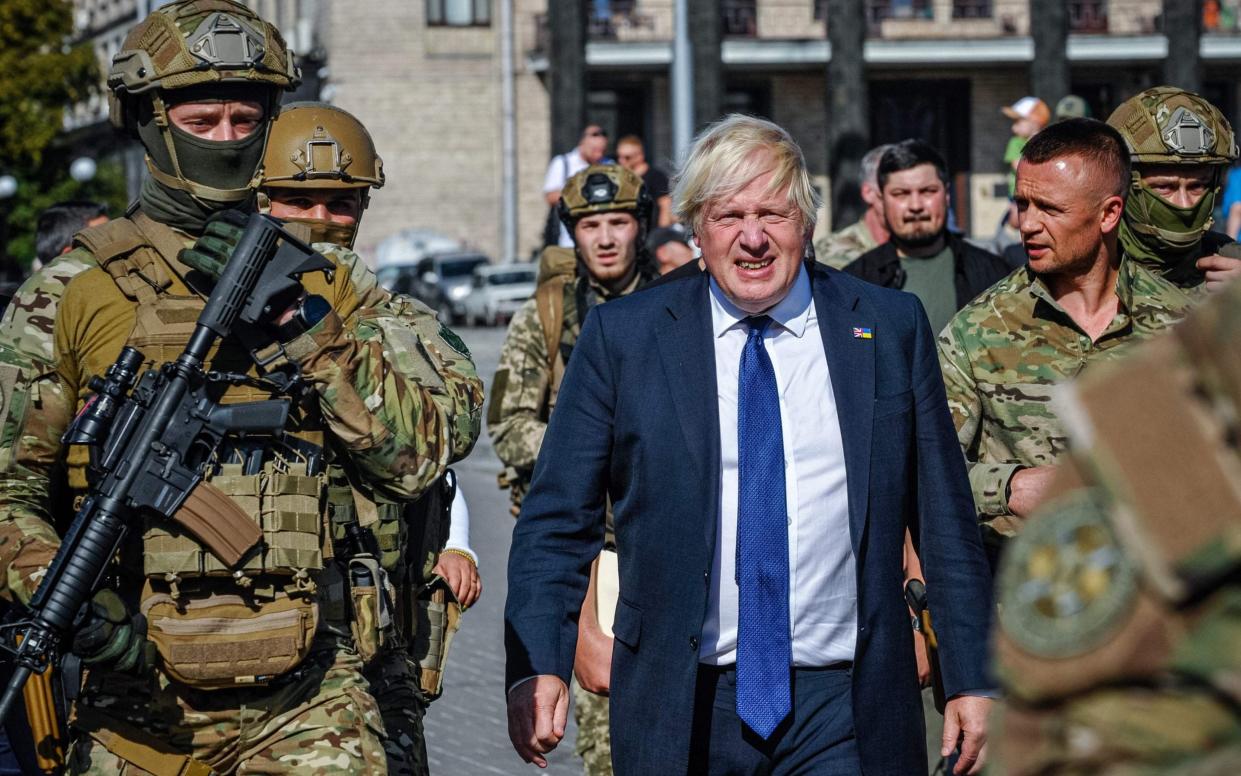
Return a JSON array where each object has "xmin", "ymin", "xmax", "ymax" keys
[
  {"xmin": 138, "ymin": 120, "xmax": 267, "ymax": 234},
  {"xmin": 1118, "ymin": 183, "xmax": 1216, "ymax": 274}
]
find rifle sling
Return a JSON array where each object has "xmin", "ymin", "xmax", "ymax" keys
[{"xmin": 173, "ymin": 479, "xmax": 263, "ymax": 568}]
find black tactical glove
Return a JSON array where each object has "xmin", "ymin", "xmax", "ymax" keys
[
  {"xmin": 179, "ymin": 208, "xmax": 250, "ymax": 280},
  {"xmin": 71, "ymin": 589, "xmax": 155, "ymax": 674}
]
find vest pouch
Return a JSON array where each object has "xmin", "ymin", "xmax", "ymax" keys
[
  {"xmin": 411, "ymin": 576, "xmax": 462, "ymax": 701},
  {"xmin": 347, "ymin": 557, "xmax": 396, "ymax": 666},
  {"xmin": 327, "ymin": 483, "xmax": 405, "ymax": 572},
  {"xmin": 143, "ymin": 462, "xmax": 325, "ymax": 580},
  {"xmin": 140, "ymin": 581, "xmax": 319, "ymax": 690}
]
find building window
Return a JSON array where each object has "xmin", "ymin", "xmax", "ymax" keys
[
  {"xmin": 865, "ymin": 0, "xmax": 934, "ymax": 25},
  {"xmin": 952, "ymin": 0, "xmax": 992, "ymax": 19},
  {"xmin": 723, "ymin": 0, "xmax": 757, "ymax": 37},
  {"xmin": 427, "ymin": 0, "xmax": 491, "ymax": 27},
  {"xmin": 1069, "ymin": 1, "xmax": 1108, "ymax": 33}
]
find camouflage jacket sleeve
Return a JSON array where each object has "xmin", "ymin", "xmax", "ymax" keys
[
  {"xmin": 0, "ymin": 253, "xmax": 96, "ymax": 604},
  {"xmin": 937, "ymin": 321, "xmax": 1019, "ymax": 520},
  {"xmin": 487, "ymin": 298, "xmax": 549, "ymax": 472},
  {"xmin": 286, "ymin": 245, "xmax": 483, "ymax": 501}
]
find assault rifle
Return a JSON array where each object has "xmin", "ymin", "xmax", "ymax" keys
[{"xmin": 0, "ymin": 214, "xmax": 333, "ymax": 722}]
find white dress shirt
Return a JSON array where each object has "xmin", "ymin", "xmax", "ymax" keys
[{"xmin": 699, "ymin": 265, "xmax": 858, "ymax": 667}]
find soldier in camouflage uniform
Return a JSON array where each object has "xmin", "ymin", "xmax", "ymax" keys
[
  {"xmin": 0, "ymin": 3, "xmax": 481, "ymax": 774},
  {"xmin": 812, "ymin": 143, "xmax": 891, "ymax": 269},
  {"xmin": 990, "ymin": 275, "xmax": 1241, "ymax": 775},
  {"xmin": 260, "ymin": 101, "xmax": 483, "ymax": 776},
  {"xmin": 1108, "ymin": 86, "xmax": 1241, "ymax": 296},
  {"xmin": 491, "ymin": 165, "xmax": 657, "ymax": 776},
  {"xmin": 938, "ymin": 119, "xmax": 1194, "ymax": 561}
]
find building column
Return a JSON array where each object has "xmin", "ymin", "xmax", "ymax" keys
[
  {"xmin": 1030, "ymin": 0, "xmax": 1069, "ymax": 109},
  {"xmin": 548, "ymin": 0, "xmax": 586, "ymax": 154},
  {"xmin": 1164, "ymin": 0, "xmax": 1202, "ymax": 93},
  {"xmin": 688, "ymin": 0, "xmax": 722, "ymax": 133},
  {"xmin": 826, "ymin": 0, "xmax": 868, "ymax": 229}
]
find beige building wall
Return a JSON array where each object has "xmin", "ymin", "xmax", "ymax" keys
[{"xmin": 326, "ymin": 0, "xmax": 551, "ymax": 261}]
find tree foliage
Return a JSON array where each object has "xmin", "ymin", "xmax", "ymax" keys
[
  {"xmin": 0, "ymin": 0, "xmax": 99, "ymax": 169},
  {"xmin": 0, "ymin": 0, "xmax": 119, "ymax": 270}
]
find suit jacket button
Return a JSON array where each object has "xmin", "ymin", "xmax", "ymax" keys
[{"xmin": 689, "ymin": 636, "xmax": 699, "ymax": 650}]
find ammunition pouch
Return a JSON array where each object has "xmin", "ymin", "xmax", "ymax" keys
[
  {"xmin": 142, "ymin": 461, "xmax": 326, "ymax": 581},
  {"xmin": 140, "ymin": 580, "xmax": 319, "ymax": 690},
  {"xmin": 410, "ymin": 575, "xmax": 461, "ymax": 701}
]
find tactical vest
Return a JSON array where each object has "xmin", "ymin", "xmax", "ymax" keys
[{"xmin": 72, "ymin": 215, "xmax": 349, "ymax": 688}]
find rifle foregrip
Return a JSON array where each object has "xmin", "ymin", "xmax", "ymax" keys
[
  {"xmin": 31, "ymin": 510, "xmax": 127, "ymax": 634},
  {"xmin": 199, "ymin": 216, "xmax": 281, "ymax": 337}
]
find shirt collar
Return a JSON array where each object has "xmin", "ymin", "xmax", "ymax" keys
[{"xmin": 708, "ymin": 263, "xmax": 813, "ymax": 339}]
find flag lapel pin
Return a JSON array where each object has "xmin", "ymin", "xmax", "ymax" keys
[{"xmin": 852, "ymin": 327, "xmax": 873, "ymax": 339}]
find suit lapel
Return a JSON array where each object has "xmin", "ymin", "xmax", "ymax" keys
[
  {"xmin": 812, "ymin": 266, "xmax": 875, "ymax": 553},
  {"xmin": 655, "ymin": 270, "xmax": 721, "ymax": 550}
]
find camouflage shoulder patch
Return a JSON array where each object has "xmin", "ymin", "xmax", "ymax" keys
[{"xmin": 998, "ymin": 487, "xmax": 1138, "ymax": 659}]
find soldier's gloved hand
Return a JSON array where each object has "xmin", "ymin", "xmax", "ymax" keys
[
  {"xmin": 71, "ymin": 589, "xmax": 155, "ymax": 674},
  {"xmin": 180, "ymin": 209, "xmax": 250, "ymax": 280}
]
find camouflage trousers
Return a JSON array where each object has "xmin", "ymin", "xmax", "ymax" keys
[
  {"xmin": 67, "ymin": 647, "xmax": 387, "ymax": 775},
  {"xmin": 365, "ymin": 649, "xmax": 429, "ymax": 776},
  {"xmin": 571, "ymin": 678, "xmax": 611, "ymax": 776}
]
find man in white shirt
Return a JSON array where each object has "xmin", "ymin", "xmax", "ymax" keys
[
  {"xmin": 506, "ymin": 115, "xmax": 994, "ymax": 775},
  {"xmin": 544, "ymin": 124, "xmax": 610, "ymax": 247}
]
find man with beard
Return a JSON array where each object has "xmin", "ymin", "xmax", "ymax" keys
[
  {"xmin": 844, "ymin": 140, "xmax": 1010, "ymax": 333},
  {"xmin": 938, "ymin": 119, "xmax": 1194, "ymax": 566}
]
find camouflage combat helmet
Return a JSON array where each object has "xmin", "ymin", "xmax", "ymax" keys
[
  {"xmin": 259, "ymin": 102, "xmax": 384, "ymax": 247},
  {"xmin": 1109, "ymin": 87, "xmax": 1238, "ymax": 258},
  {"xmin": 558, "ymin": 164, "xmax": 653, "ymax": 231},
  {"xmin": 107, "ymin": 0, "xmax": 300, "ymax": 205},
  {"xmin": 1107, "ymin": 86, "xmax": 1237, "ymax": 167}
]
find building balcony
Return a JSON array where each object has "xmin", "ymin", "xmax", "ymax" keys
[{"xmin": 525, "ymin": 0, "xmax": 1241, "ymax": 70}]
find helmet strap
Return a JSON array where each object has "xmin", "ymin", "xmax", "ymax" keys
[{"xmin": 146, "ymin": 92, "xmax": 269, "ymax": 205}]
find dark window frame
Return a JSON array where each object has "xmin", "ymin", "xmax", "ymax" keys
[{"xmin": 426, "ymin": 0, "xmax": 491, "ymax": 28}]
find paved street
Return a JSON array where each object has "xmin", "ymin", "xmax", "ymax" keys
[{"xmin": 424, "ymin": 325, "xmax": 581, "ymax": 776}]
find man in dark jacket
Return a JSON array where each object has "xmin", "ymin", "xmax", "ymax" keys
[{"xmin": 845, "ymin": 140, "xmax": 1011, "ymax": 332}]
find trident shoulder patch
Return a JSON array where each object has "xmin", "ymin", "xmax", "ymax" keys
[{"xmin": 998, "ymin": 487, "xmax": 1138, "ymax": 659}]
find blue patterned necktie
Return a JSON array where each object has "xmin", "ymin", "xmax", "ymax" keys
[{"xmin": 735, "ymin": 315, "xmax": 792, "ymax": 739}]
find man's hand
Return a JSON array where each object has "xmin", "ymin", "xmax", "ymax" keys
[
  {"xmin": 574, "ymin": 611, "xmax": 613, "ymax": 696},
  {"xmin": 507, "ymin": 675, "xmax": 569, "ymax": 768},
  {"xmin": 179, "ymin": 209, "xmax": 248, "ymax": 280},
  {"xmin": 1196, "ymin": 253, "xmax": 1241, "ymax": 293},
  {"xmin": 432, "ymin": 550, "xmax": 481, "ymax": 609},
  {"xmin": 942, "ymin": 695, "xmax": 991, "ymax": 775},
  {"xmin": 1007, "ymin": 465, "xmax": 1057, "ymax": 517}
]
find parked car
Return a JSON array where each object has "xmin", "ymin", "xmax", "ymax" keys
[
  {"xmin": 462, "ymin": 264, "xmax": 537, "ymax": 326},
  {"xmin": 373, "ymin": 228, "xmax": 461, "ymax": 270},
  {"xmin": 405, "ymin": 252, "xmax": 491, "ymax": 323}
]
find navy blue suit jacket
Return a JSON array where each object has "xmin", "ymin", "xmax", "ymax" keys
[{"xmin": 505, "ymin": 262, "xmax": 992, "ymax": 775}]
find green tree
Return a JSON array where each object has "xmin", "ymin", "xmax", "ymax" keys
[{"xmin": 0, "ymin": 0, "xmax": 115, "ymax": 271}]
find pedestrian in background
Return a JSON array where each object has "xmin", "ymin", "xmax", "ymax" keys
[
  {"xmin": 616, "ymin": 134, "xmax": 674, "ymax": 227},
  {"xmin": 813, "ymin": 143, "xmax": 892, "ymax": 268},
  {"xmin": 844, "ymin": 139, "xmax": 1009, "ymax": 335},
  {"xmin": 647, "ymin": 226, "xmax": 694, "ymax": 274},
  {"xmin": 543, "ymin": 124, "xmax": 610, "ymax": 247},
  {"xmin": 32, "ymin": 200, "xmax": 108, "ymax": 272}
]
